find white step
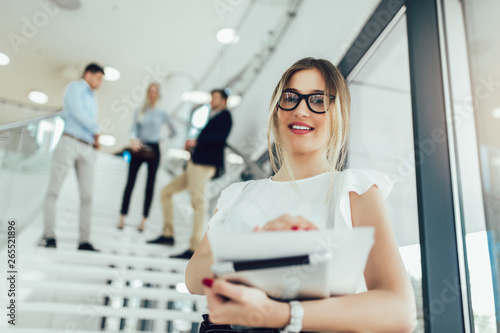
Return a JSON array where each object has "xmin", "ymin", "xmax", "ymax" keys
[
  {"xmin": 2, "ymin": 328, "xmax": 152, "ymax": 333},
  {"xmin": 23, "ymin": 262, "xmax": 186, "ymax": 285},
  {"xmin": 33, "ymin": 248, "xmax": 188, "ymax": 271},
  {"xmin": 21, "ymin": 280, "xmax": 206, "ymax": 303},
  {"xmin": 18, "ymin": 302, "xmax": 204, "ymax": 322}
]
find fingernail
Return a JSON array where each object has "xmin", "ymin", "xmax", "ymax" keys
[
  {"xmin": 304, "ymin": 227, "xmax": 310, "ymax": 231},
  {"xmin": 202, "ymin": 278, "xmax": 213, "ymax": 288},
  {"xmin": 291, "ymin": 226, "xmax": 299, "ymax": 230}
]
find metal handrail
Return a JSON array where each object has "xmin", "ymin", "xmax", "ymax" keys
[
  {"xmin": 0, "ymin": 111, "xmax": 63, "ymax": 132},
  {"xmin": 0, "ymin": 97, "xmax": 61, "ymax": 112},
  {"xmin": 0, "ymin": 97, "xmax": 63, "ymax": 131},
  {"xmin": 226, "ymin": 143, "xmax": 269, "ymax": 179}
]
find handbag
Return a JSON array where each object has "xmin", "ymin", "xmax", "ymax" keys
[{"xmin": 130, "ymin": 144, "xmax": 156, "ymax": 161}]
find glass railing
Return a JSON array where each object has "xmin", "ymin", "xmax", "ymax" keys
[{"xmin": 0, "ymin": 98, "xmax": 63, "ymax": 249}]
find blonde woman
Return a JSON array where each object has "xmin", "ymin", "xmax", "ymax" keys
[
  {"xmin": 185, "ymin": 58, "xmax": 416, "ymax": 332},
  {"xmin": 118, "ymin": 83, "xmax": 176, "ymax": 232}
]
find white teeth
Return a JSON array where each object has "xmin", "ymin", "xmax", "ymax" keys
[{"xmin": 291, "ymin": 125, "xmax": 312, "ymax": 130}]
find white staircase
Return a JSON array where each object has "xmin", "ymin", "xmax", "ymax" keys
[{"xmin": 1, "ymin": 152, "xmax": 210, "ymax": 333}]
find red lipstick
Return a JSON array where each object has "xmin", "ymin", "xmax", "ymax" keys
[{"xmin": 288, "ymin": 122, "xmax": 314, "ymax": 135}]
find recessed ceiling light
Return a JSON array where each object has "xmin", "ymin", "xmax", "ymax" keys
[
  {"xmin": 492, "ymin": 107, "xmax": 500, "ymax": 119},
  {"xmin": 0, "ymin": 52, "xmax": 10, "ymax": 66},
  {"xmin": 29, "ymin": 91, "xmax": 48, "ymax": 104},
  {"xmin": 217, "ymin": 28, "xmax": 239, "ymax": 45},
  {"xmin": 104, "ymin": 66, "xmax": 120, "ymax": 81},
  {"xmin": 98, "ymin": 135, "xmax": 116, "ymax": 146}
]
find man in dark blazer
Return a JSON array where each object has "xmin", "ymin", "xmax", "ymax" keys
[{"xmin": 148, "ymin": 89, "xmax": 232, "ymax": 259}]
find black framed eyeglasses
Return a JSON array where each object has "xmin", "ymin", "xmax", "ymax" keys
[{"xmin": 278, "ymin": 90, "xmax": 335, "ymax": 114}]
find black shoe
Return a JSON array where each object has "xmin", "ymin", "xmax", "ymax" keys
[
  {"xmin": 44, "ymin": 238, "xmax": 57, "ymax": 248},
  {"xmin": 170, "ymin": 250, "xmax": 194, "ymax": 260},
  {"xmin": 78, "ymin": 242, "xmax": 99, "ymax": 252},
  {"xmin": 147, "ymin": 235, "xmax": 174, "ymax": 245}
]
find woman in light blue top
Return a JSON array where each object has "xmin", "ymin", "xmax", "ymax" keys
[{"xmin": 118, "ymin": 83, "xmax": 176, "ymax": 231}]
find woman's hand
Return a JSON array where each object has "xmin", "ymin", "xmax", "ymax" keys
[
  {"xmin": 256, "ymin": 214, "xmax": 319, "ymax": 231},
  {"xmin": 185, "ymin": 139, "xmax": 197, "ymax": 151},
  {"xmin": 130, "ymin": 138, "xmax": 142, "ymax": 152},
  {"xmin": 203, "ymin": 278, "xmax": 289, "ymax": 328}
]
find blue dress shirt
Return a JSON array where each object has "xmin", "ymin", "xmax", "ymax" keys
[
  {"xmin": 130, "ymin": 107, "xmax": 176, "ymax": 143},
  {"xmin": 61, "ymin": 79, "xmax": 100, "ymax": 144}
]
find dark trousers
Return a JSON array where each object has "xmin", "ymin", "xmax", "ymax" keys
[{"xmin": 120, "ymin": 143, "xmax": 160, "ymax": 218}]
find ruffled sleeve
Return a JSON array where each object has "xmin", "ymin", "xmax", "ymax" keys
[
  {"xmin": 209, "ymin": 181, "xmax": 249, "ymax": 229},
  {"xmin": 335, "ymin": 169, "xmax": 394, "ymax": 230}
]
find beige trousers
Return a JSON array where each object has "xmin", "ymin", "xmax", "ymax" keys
[
  {"xmin": 161, "ymin": 161, "xmax": 216, "ymax": 251},
  {"xmin": 44, "ymin": 135, "xmax": 95, "ymax": 243}
]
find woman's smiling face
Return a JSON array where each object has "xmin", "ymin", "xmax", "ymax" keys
[{"xmin": 278, "ymin": 68, "xmax": 330, "ymax": 155}]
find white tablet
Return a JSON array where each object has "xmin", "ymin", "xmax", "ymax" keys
[
  {"xmin": 211, "ymin": 251, "xmax": 332, "ymax": 300},
  {"xmin": 208, "ymin": 227, "xmax": 375, "ymax": 297}
]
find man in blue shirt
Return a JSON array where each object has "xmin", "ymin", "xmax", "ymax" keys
[{"xmin": 42, "ymin": 63, "xmax": 104, "ymax": 251}]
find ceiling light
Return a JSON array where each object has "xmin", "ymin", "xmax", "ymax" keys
[
  {"xmin": 181, "ymin": 91, "xmax": 211, "ymax": 104},
  {"xmin": 0, "ymin": 52, "xmax": 10, "ymax": 66},
  {"xmin": 98, "ymin": 135, "xmax": 116, "ymax": 146},
  {"xmin": 29, "ymin": 91, "xmax": 48, "ymax": 104},
  {"xmin": 217, "ymin": 28, "xmax": 239, "ymax": 45},
  {"xmin": 227, "ymin": 95, "xmax": 241, "ymax": 108},
  {"xmin": 104, "ymin": 66, "xmax": 120, "ymax": 81},
  {"xmin": 492, "ymin": 107, "xmax": 500, "ymax": 119}
]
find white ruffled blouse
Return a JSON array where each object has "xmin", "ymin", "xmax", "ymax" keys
[{"xmin": 208, "ymin": 168, "xmax": 393, "ymax": 232}]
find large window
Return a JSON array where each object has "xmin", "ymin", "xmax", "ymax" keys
[
  {"xmin": 347, "ymin": 14, "xmax": 424, "ymax": 332},
  {"xmin": 442, "ymin": 0, "xmax": 500, "ymax": 331}
]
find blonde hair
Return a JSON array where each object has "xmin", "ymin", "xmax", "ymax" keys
[
  {"xmin": 137, "ymin": 82, "xmax": 161, "ymax": 122},
  {"xmin": 267, "ymin": 57, "xmax": 351, "ymax": 183}
]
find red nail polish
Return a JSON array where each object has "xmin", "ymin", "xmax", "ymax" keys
[
  {"xmin": 304, "ymin": 227, "xmax": 310, "ymax": 231},
  {"xmin": 291, "ymin": 226, "xmax": 299, "ymax": 230},
  {"xmin": 202, "ymin": 278, "xmax": 213, "ymax": 288}
]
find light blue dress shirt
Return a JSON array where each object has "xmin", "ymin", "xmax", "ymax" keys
[
  {"xmin": 130, "ymin": 107, "xmax": 176, "ymax": 143},
  {"xmin": 61, "ymin": 79, "xmax": 100, "ymax": 144}
]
